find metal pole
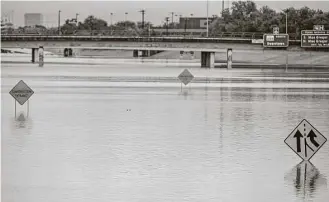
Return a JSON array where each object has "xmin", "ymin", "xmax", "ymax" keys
[
  {"xmin": 286, "ymin": 13, "xmax": 288, "ymax": 34},
  {"xmin": 58, "ymin": 10, "xmax": 61, "ymax": 35},
  {"xmin": 165, "ymin": 17, "xmax": 169, "ymax": 35},
  {"xmin": 110, "ymin": 13, "xmax": 113, "ymax": 33},
  {"xmin": 110, "ymin": 13, "xmax": 113, "ymax": 26},
  {"xmin": 75, "ymin": 13, "xmax": 79, "ymax": 26},
  {"xmin": 207, "ymin": 0, "xmax": 209, "ymax": 37},
  {"xmin": 27, "ymin": 100, "xmax": 29, "ymax": 118},
  {"xmin": 140, "ymin": 10, "xmax": 145, "ymax": 29},
  {"xmin": 14, "ymin": 100, "xmax": 16, "ymax": 118},
  {"xmin": 170, "ymin": 12, "xmax": 174, "ymax": 28},
  {"xmin": 285, "ymin": 53, "xmax": 288, "ymax": 72}
]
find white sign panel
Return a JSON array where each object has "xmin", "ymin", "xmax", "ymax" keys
[
  {"xmin": 178, "ymin": 69, "xmax": 194, "ymax": 85},
  {"xmin": 252, "ymin": 39, "xmax": 264, "ymax": 44},
  {"xmin": 9, "ymin": 80, "xmax": 34, "ymax": 105},
  {"xmin": 285, "ymin": 119, "xmax": 327, "ymax": 161}
]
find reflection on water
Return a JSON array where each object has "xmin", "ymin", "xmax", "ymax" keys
[
  {"xmin": 285, "ymin": 161, "xmax": 327, "ymax": 200},
  {"xmin": 12, "ymin": 112, "xmax": 33, "ymax": 131},
  {"xmin": 15, "ymin": 112, "xmax": 27, "ymax": 128}
]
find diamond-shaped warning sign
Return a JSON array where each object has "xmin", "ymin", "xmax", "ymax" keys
[
  {"xmin": 178, "ymin": 69, "xmax": 194, "ymax": 85},
  {"xmin": 284, "ymin": 119, "xmax": 327, "ymax": 161},
  {"xmin": 9, "ymin": 80, "xmax": 34, "ymax": 105}
]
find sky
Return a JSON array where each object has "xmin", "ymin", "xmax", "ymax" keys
[{"xmin": 1, "ymin": 0, "xmax": 329, "ymax": 27}]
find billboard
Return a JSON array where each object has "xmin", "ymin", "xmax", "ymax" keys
[
  {"xmin": 263, "ymin": 34, "xmax": 289, "ymax": 47},
  {"xmin": 301, "ymin": 30, "xmax": 329, "ymax": 48}
]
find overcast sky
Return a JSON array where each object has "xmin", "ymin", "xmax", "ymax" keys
[{"xmin": 2, "ymin": 0, "xmax": 329, "ymax": 27}]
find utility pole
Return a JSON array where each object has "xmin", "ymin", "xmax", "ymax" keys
[
  {"xmin": 139, "ymin": 9, "xmax": 146, "ymax": 29},
  {"xmin": 184, "ymin": 17, "xmax": 188, "ymax": 34},
  {"xmin": 169, "ymin": 12, "xmax": 175, "ymax": 28},
  {"xmin": 125, "ymin": 12, "xmax": 128, "ymax": 32},
  {"xmin": 207, "ymin": 0, "xmax": 209, "ymax": 37},
  {"xmin": 222, "ymin": 0, "xmax": 225, "ymax": 15},
  {"xmin": 58, "ymin": 10, "xmax": 61, "ymax": 35},
  {"xmin": 165, "ymin": 17, "xmax": 170, "ymax": 36}
]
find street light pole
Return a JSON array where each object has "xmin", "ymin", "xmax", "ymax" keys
[
  {"xmin": 110, "ymin": 13, "xmax": 113, "ymax": 26},
  {"xmin": 206, "ymin": 0, "xmax": 209, "ymax": 37},
  {"xmin": 58, "ymin": 10, "xmax": 61, "ymax": 35},
  {"xmin": 169, "ymin": 12, "xmax": 175, "ymax": 28},
  {"xmin": 279, "ymin": 8, "xmax": 288, "ymax": 34},
  {"xmin": 165, "ymin": 17, "xmax": 169, "ymax": 36},
  {"xmin": 285, "ymin": 13, "xmax": 288, "ymax": 34}
]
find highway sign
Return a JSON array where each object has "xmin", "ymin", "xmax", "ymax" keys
[
  {"xmin": 263, "ymin": 34, "xmax": 289, "ymax": 47},
  {"xmin": 178, "ymin": 69, "xmax": 194, "ymax": 85},
  {"xmin": 9, "ymin": 80, "xmax": 34, "ymax": 105},
  {"xmin": 285, "ymin": 119, "xmax": 327, "ymax": 161},
  {"xmin": 301, "ymin": 30, "xmax": 329, "ymax": 48}
]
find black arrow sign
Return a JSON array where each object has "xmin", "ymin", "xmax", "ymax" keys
[
  {"xmin": 294, "ymin": 130, "xmax": 303, "ymax": 152},
  {"xmin": 307, "ymin": 129, "xmax": 319, "ymax": 148}
]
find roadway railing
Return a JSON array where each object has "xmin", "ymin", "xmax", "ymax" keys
[
  {"xmin": 1, "ymin": 35, "xmax": 255, "ymax": 44},
  {"xmin": 2, "ymin": 28, "xmax": 303, "ymax": 39}
]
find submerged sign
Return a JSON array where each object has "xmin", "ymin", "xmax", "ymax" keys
[
  {"xmin": 263, "ymin": 34, "xmax": 289, "ymax": 47},
  {"xmin": 301, "ymin": 30, "xmax": 329, "ymax": 48},
  {"xmin": 9, "ymin": 80, "xmax": 34, "ymax": 105},
  {"xmin": 178, "ymin": 69, "xmax": 194, "ymax": 85},
  {"xmin": 284, "ymin": 119, "xmax": 327, "ymax": 161}
]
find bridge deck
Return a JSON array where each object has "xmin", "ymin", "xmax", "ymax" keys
[{"xmin": 1, "ymin": 35, "xmax": 301, "ymax": 44}]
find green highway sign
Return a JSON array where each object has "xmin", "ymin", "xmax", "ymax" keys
[
  {"xmin": 263, "ymin": 34, "xmax": 289, "ymax": 47},
  {"xmin": 301, "ymin": 30, "xmax": 329, "ymax": 48}
]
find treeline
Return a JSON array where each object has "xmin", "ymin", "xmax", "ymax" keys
[
  {"xmin": 210, "ymin": 1, "xmax": 329, "ymax": 38},
  {"xmin": 60, "ymin": 15, "xmax": 153, "ymax": 35},
  {"xmin": 5, "ymin": 0, "xmax": 329, "ymax": 37}
]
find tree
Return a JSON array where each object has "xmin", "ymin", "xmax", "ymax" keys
[
  {"xmin": 83, "ymin": 15, "xmax": 108, "ymax": 31},
  {"xmin": 114, "ymin": 21, "xmax": 136, "ymax": 29}
]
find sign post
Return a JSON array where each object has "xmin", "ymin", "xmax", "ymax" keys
[
  {"xmin": 301, "ymin": 30, "xmax": 329, "ymax": 48},
  {"xmin": 9, "ymin": 80, "xmax": 34, "ymax": 118},
  {"xmin": 39, "ymin": 46, "xmax": 44, "ymax": 67},
  {"xmin": 263, "ymin": 34, "xmax": 289, "ymax": 48},
  {"xmin": 273, "ymin": 27, "xmax": 279, "ymax": 34},
  {"xmin": 284, "ymin": 119, "xmax": 327, "ymax": 162},
  {"xmin": 227, "ymin": 48, "xmax": 233, "ymax": 69},
  {"xmin": 178, "ymin": 69, "xmax": 194, "ymax": 91}
]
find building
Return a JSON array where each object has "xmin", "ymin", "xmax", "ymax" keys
[
  {"xmin": 24, "ymin": 13, "xmax": 43, "ymax": 27},
  {"xmin": 179, "ymin": 17, "xmax": 216, "ymax": 29}
]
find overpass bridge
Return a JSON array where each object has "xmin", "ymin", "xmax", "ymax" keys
[{"xmin": 1, "ymin": 35, "xmax": 301, "ymax": 68}]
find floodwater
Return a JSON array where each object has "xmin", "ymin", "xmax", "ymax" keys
[{"xmin": 1, "ymin": 62, "xmax": 329, "ymax": 202}]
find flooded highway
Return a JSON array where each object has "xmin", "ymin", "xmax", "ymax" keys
[{"xmin": 1, "ymin": 62, "xmax": 329, "ymax": 202}]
